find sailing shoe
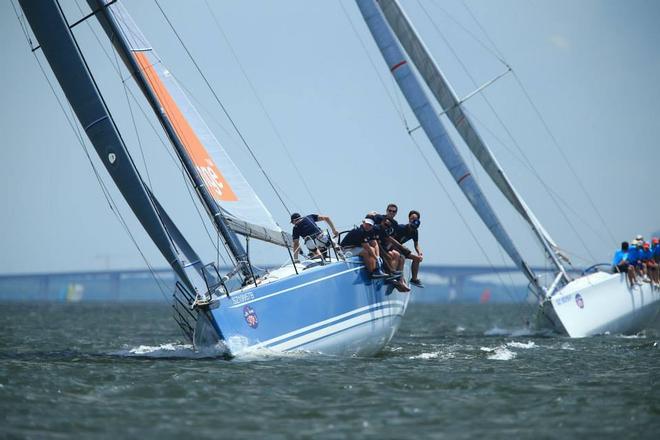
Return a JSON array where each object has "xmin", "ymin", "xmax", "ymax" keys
[
  {"xmin": 410, "ymin": 278, "xmax": 425, "ymax": 288},
  {"xmin": 370, "ymin": 269, "xmax": 389, "ymax": 279},
  {"xmin": 392, "ymin": 280, "xmax": 411, "ymax": 292}
]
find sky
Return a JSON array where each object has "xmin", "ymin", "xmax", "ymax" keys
[{"xmin": 1, "ymin": 0, "xmax": 659, "ymax": 275}]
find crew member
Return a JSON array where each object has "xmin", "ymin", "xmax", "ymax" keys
[
  {"xmin": 395, "ymin": 210, "xmax": 424, "ymax": 287},
  {"xmin": 340, "ymin": 218, "xmax": 387, "ymax": 278},
  {"xmin": 612, "ymin": 241, "xmax": 637, "ymax": 286},
  {"xmin": 291, "ymin": 212, "xmax": 338, "ymax": 262}
]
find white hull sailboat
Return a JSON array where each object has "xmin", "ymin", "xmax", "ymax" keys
[
  {"xmin": 357, "ymin": 0, "xmax": 660, "ymax": 337},
  {"xmin": 540, "ymin": 272, "xmax": 660, "ymax": 337}
]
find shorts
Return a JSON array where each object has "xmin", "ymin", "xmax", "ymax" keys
[
  {"xmin": 614, "ymin": 262, "xmax": 629, "ymax": 273},
  {"xmin": 304, "ymin": 232, "xmax": 331, "ymax": 251}
]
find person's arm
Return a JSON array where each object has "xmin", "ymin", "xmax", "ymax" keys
[
  {"xmin": 386, "ymin": 236, "xmax": 411, "ymax": 257},
  {"xmin": 414, "ymin": 240, "xmax": 423, "ymax": 259},
  {"xmin": 318, "ymin": 215, "xmax": 339, "ymax": 236}
]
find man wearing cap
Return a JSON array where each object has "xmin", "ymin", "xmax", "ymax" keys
[
  {"xmin": 291, "ymin": 213, "xmax": 339, "ymax": 262},
  {"xmin": 394, "ymin": 210, "xmax": 424, "ymax": 287},
  {"xmin": 340, "ymin": 218, "xmax": 387, "ymax": 278}
]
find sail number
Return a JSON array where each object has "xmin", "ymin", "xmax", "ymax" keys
[{"xmin": 197, "ymin": 164, "xmax": 226, "ymax": 198}]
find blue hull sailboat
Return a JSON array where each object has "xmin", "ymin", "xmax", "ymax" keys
[{"xmin": 18, "ymin": 0, "xmax": 410, "ymax": 356}]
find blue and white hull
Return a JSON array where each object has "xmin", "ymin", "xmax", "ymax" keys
[{"xmin": 203, "ymin": 257, "xmax": 410, "ymax": 356}]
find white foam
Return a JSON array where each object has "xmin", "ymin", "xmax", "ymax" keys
[
  {"xmin": 480, "ymin": 345, "xmax": 516, "ymax": 360},
  {"xmin": 409, "ymin": 352, "xmax": 440, "ymax": 360},
  {"xmin": 506, "ymin": 341, "xmax": 536, "ymax": 349},
  {"xmin": 114, "ymin": 342, "xmax": 228, "ymax": 359},
  {"xmin": 455, "ymin": 326, "xmax": 466, "ymax": 333},
  {"xmin": 617, "ymin": 334, "xmax": 646, "ymax": 339},
  {"xmin": 560, "ymin": 342, "xmax": 575, "ymax": 351}
]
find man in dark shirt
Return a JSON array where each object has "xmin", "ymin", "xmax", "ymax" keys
[
  {"xmin": 394, "ymin": 210, "xmax": 424, "ymax": 287},
  {"xmin": 340, "ymin": 218, "xmax": 386, "ymax": 278},
  {"xmin": 291, "ymin": 212, "xmax": 338, "ymax": 262}
]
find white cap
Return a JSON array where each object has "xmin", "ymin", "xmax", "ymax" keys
[{"xmin": 363, "ymin": 218, "xmax": 375, "ymax": 226}]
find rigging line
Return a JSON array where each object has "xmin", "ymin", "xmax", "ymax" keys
[
  {"xmin": 510, "ymin": 71, "xmax": 617, "ymax": 245},
  {"xmin": 110, "ymin": 39, "xmax": 154, "ymax": 189},
  {"xmin": 460, "ymin": 1, "xmax": 508, "ymax": 66},
  {"xmin": 153, "ymin": 0, "xmax": 291, "ymax": 217},
  {"xmin": 425, "ymin": 0, "xmax": 509, "ymax": 68},
  {"xmin": 338, "ymin": 0, "xmax": 408, "ymax": 126},
  {"xmin": 203, "ymin": 0, "xmax": 322, "ymax": 214},
  {"xmin": 53, "ymin": 0, "xmax": 179, "ymax": 257},
  {"xmin": 26, "ymin": 50, "xmax": 171, "ymax": 301},
  {"xmin": 462, "ymin": 107, "xmax": 611, "ymax": 246},
  {"xmin": 417, "ymin": 1, "xmax": 599, "ymax": 261},
  {"xmin": 73, "ymin": 6, "xmax": 230, "ymax": 261},
  {"xmin": 119, "ymin": 75, "xmax": 231, "ymax": 262},
  {"xmin": 459, "ymin": 1, "xmax": 616, "ymax": 247},
  {"xmin": 14, "ymin": 0, "xmax": 171, "ymax": 299},
  {"xmin": 405, "ymin": 132, "xmax": 523, "ymax": 303}
]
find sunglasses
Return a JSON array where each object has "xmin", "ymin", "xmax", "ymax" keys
[{"xmin": 387, "ymin": 209, "xmax": 397, "ymax": 213}]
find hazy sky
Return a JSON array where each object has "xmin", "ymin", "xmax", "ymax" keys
[{"xmin": 1, "ymin": 0, "xmax": 659, "ymax": 275}]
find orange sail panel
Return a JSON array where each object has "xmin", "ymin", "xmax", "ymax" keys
[{"xmin": 133, "ymin": 51, "xmax": 238, "ymax": 202}]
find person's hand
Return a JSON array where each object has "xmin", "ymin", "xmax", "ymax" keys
[{"xmin": 332, "ymin": 229, "xmax": 339, "ymax": 237}]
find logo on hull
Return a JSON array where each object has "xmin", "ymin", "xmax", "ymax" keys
[
  {"xmin": 575, "ymin": 293, "xmax": 584, "ymax": 309},
  {"xmin": 243, "ymin": 305, "xmax": 259, "ymax": 329}
]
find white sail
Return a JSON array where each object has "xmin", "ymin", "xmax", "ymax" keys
[
  {"xmin": 105, "ymin": 1, "xmax": 287, "ymax": 246},
  {"xmin": 376, "ymin": 0, "xmax": 566, "ymax": 271}
]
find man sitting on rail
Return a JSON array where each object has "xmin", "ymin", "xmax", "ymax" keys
[
  {"xmin": 394, "ymin": 210, "xmax": 424, "ymax": 288},
  {"xmin": 641, "ymin": 242, "xmax": 659, "ymax": 286},
  {"xmin": 340, "ymin": 218, "xmax": 387, "ymax": 279},
  {"xmin": 612, "ymin": 241, "xmax": 637, "ymax": 286}
]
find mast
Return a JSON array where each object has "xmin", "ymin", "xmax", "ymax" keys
[
  {"xmin": 18, "ymin": 0, "xmax": 206, "ymax": 295},
  {"xmin": 356, "ymin": 0, "xmax": 543, "ymax": 298},
  {"xmin": 87, "ymin": 0, "xmax": 252, "ymax": 279},
  {"xmin": 376, "ymin": 0, "xmax": 569, "ymax": 284}
]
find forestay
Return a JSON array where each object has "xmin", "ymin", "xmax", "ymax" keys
[{"xmin": 101, "ymin": 1, "xmax": 289, "ymax": 247}]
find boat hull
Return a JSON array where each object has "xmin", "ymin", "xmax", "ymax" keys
[
  {"xmin": 539, "ymin": 271, "xmax": 660, "ymax": 337},
  {"xmin": 207, "ymin": 257, "xmax": 410, "ymax": 356}
]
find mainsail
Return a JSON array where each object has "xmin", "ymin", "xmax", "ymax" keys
[
  {"xmin": 356, "ymin": 0, "xmax": 542, "ymax": 296},
  {"xmin": 18, "ymin": 0, "xmax": 209, "ymax": 296},
  {"xmin": 91, "ymin": 0, "xmax": 289, "ymax": 248},
  {"xmin": 375, "ymin": 0, "xmax": 567, "ymax": 278}
]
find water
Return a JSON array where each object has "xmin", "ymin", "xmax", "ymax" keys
[{"xmin": 1, "ymin": 302, "xmax": 658, "ymax": 439}]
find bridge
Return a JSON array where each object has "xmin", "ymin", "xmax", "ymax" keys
[{"xmin": 0, "ymin": 264, "xmax": 583, "ymax": 302}]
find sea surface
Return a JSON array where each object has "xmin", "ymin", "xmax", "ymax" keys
[{"xmin": 1, "ymin": 302, "xmax": 658, "ymax": 439}]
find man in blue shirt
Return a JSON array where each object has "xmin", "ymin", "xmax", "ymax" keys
[
  {"xmin": 291, "ymin": 212, "xmax": 339, "ymax": 262},
  {"xmin": 641, "ymin": 242, "xmax": 658, "ymax": 286},
  {"xmin": 612, "ymin": 241, "xmax": 637, "ymax": 286},
  {"xmin": 394, "ymin": 210, "xmax": 424, "ymax": 287},
  {"xmin": 340, "ymin": 217, "xmax": 387, "ymax": 278}
]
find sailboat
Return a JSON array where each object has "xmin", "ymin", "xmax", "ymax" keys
[
  {"xmin": 18, "ymin": 0, "xmax": 410, "ymax": 356},
  {"xmin": 357, "ymin": 0, "xmax": 660, "ymax": 337}
]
